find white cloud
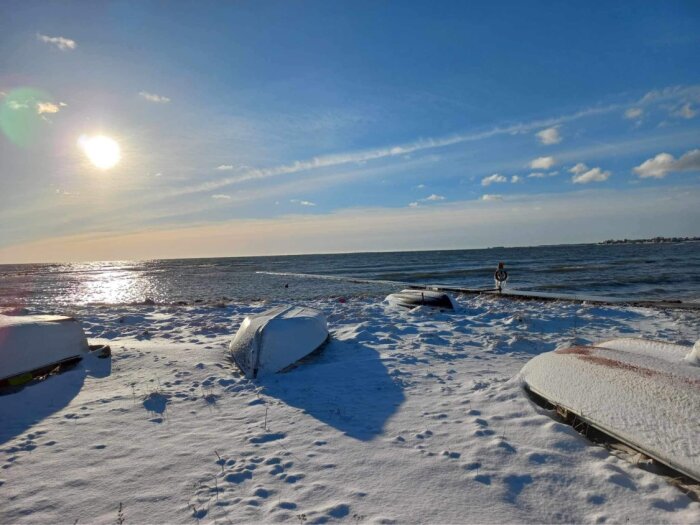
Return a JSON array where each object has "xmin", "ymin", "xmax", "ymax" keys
[
  {"xmin": 536, "ymin": 126, "xmax": 561, "ymax": 145},
  {"xmin": 211, "ymin": 194, "xmax": 231, "ymax": 200},
  {"xmin": 624, "ymin": 108, "xmax": 643, "ymax": 120},
  {"xmin": 416, "ymin": 184, "xmax": 425, "ymax": 189},
  {"xmin": 408, "ymin": 202, "xmax": 419, "ymax": 208},
  {"xmin": 37, "ymin": 33, "xmax": 76, "ymax": 51},
  {"xmin": 7, "ymin": 100, "xmax": 29, "ymax": 110},
  {"xmin": 481, "ymin": 173, "xmax": 507, "ymax": 186},
  {"xmin": 672, "ymin": 103, "xmax": 696, "ymax": 119},
  {"xmin": 216, "ymin": 165, "xmax": 234, "ymax": 171},
  {"xmin": 527, "ymin": 172, "xmax": 546, "ymax": 178},
  {"xmin": 139, "ymin": 91, "xmax": 171, "ymax": 104},
  {"xmin": 511, "ymin": 175, "xmax": 522, "ymax": 183},
  {"xmin": 55, "ymin": 189, "xmax": 79, "ymax": 196},
  {"xmin": 290, "ymin": 199, "xmax": 316, "ymax": 206},
  {"xmin": 35, "ymin": 102, "xmax": 61, "ymax": 114},
  {"xmin": 633, "ymin": 149, "xmax": 700, "ymax": 179},
  {"xmin": 6, "ymin": 98, "xmax": 65, "ymax": 115},
  {"xmin": 569, "ymin": 163, "xmax": 588, "ymax": 175},
  {"xmin": 530, "ymin": 156, "xmax": 556, "ymax": 170},
  {"xmin": 569, "ymin": 164, "xmax": 611, "ymax": 184},
  {"xmin": 481, "ymin": 194, "xmax": 503, "ymax": 201},
  {"xmin": 423, "ymin": 194, "xmax": 445, "ymax": 201}
]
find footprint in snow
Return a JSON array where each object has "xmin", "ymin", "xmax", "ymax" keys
[{"xmin": 249, "ymin": 432, "xmax": 286, "ymax": 444}]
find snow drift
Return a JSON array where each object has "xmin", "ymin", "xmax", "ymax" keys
[
  {"xmin": 229, "ymin": 305, "xmax": 328, "ymax": 379},
  {"xmin": 0, "ymin": 315, "xmax": 90, "ymax": 383}
]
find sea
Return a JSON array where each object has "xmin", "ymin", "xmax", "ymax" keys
[{"xmin": 1, "ymin": 242, "xmax": 699, "ymax": 309}]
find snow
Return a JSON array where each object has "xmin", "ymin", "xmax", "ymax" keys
[
  {"xmin": 0, "ymin": 315, "xmax": 89, "ymax": 381},
  {"xmin": 1, "ymin": 297, "xmax": 699, "ymax": 523},
  {"xmin": 685, "ymin": 341, "xmax": 700, "ymax": 366},
  {"xmin": 520, "ymin": 338, "xmax": 700, "ymax": 481},
  {"xmin": 229, "ymin": 306, "xmax": 328, "ymax": 379}
]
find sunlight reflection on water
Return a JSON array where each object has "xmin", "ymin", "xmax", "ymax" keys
[{"xmin": 1, "ymin": 243, "xmax": 698, "ymax": 308}]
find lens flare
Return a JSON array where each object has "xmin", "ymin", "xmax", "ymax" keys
[
  {"xmin": 78, "ymin": 135, "xmax": 121, "ymax": 170},
  {"xmin": 0, "ymin": 87, "xmax": 54, "ymax": 147}
]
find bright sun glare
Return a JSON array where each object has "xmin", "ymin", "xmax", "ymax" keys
[{"xmin": 78, "ymin": 134, "xmax": 121, "ymax": 170}]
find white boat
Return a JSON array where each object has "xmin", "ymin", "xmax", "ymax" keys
[
  {"xmin": 229, "ymin": 305, "xmax": 329, "ymax": 379},
  {"xmin": 385, "ymin": 289, "xmax": 456, "ymax": 310},
  {"xmin": 521, "ymin": 338, "xmax": 700, "ymax": 481},
  {"xmin": 0, "ymin": 315, "xmax": 90, "ymax": 384}
]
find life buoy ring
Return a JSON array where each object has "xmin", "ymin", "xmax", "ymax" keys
[{"xmin": 494, "ymin": 269, "xmax": 508, "ymax": 282}]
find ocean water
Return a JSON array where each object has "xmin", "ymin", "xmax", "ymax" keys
[{"xmin": 1, "ymin": 242, "xmax": 699, "ymax": 308}]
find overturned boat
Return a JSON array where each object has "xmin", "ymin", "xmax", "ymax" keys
[
  {"xmin": 521, "ymin": 338, "xmax": 700, "ymax": 481},
  {"xmin": 385, "ymin": 289, "xmax": 456, "ymax": 310},
  {"xmin": 0, "ymin": 315, "xmax": 90, "ymax": 386},
  {"xmin": 229, "ymin": 305, "xmax": 329, "ymax": 379}
]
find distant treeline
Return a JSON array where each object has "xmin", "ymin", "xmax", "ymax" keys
[{"xmin": 598, "ymin": 236, "xmax": 700, "ymax": 245}]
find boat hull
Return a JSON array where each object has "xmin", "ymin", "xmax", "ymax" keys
[
  {"xmin": 521, "ymin": 338, "xmax": 700, "ymax": 481},
  {"xmin": 230, "ymin": 306, "xmax": 329, "ymax": 379},
  {"xmin": 0, "ymin": 315, "xmax": 90, "ymax": 383}
]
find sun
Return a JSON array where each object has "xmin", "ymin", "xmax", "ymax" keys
[{"xmin": 78, "ymin": 134, "xmax": 121, "ymax": 170}]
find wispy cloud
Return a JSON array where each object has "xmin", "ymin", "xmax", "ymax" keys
[
  {"xmin": 139, "ymin": 91, "xmax": 171, "ymax": 104},
  {"xmin": 511, "ymin": 175, "xmax": 522, "ymax": 183},
  {"xmin": 638, "ymin": 85, "xmax": 700, "ymax": 106},
  {"xmin": 633, "ymin": 148, "xmax": 700, "ymax": 179},
  {"xmin": 169, "ymin": 103, "xmax": 623, "ymax": 198},
  {"xmin": 408, "ymin": 201, "xmax": 419, "ymax": 208},
  {"xmin": 481, "ymin": 194, "xmax": 503, "ymax": 201},
  {"xmin": 530, "ymin": 156, "xmax": 556, "ymax": 170},
  {"xmin": 672, "ymin": 103, "xmax": 696, "ymax": 119},
  {"xmin": 570, "ymin": 163, "xmax": 611, "ymax": 184},
  {"xmin": 37, "ymin": 33, "xmax": 76, "ymax": 51},
  {"xmin": 216, "ymin": 165, "xmax": 234, "ymax": 171},
  {"xmin": 624, "ymin": 107, "xmax": 643, "ymax": 120},
  {"xmin": 211, "ymin": 194, "xmax": 232, "ymax": 200},
  {"xmin": 290, "ymin": 199, "xmax": 316, "ymax": 206},
  {"xmin": 422, "ymin": 194, "xmax": 445, "ymax": 201},
  {"xmin": 536, "ymin": 126, "xmax": 562, "ymax": 145},
  {"xmin": 481, "ymin": 173, "xmax": 507, "ymax": 186}
]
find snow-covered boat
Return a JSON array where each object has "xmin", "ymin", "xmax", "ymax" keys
[
  {"xmin": 521, "ymin": 338, "xmax": 700, "ymax": 481},
  {"xmin": 385, "ymin": 289, "xmax": 456, "ymax": 310},
  {"xmin": 0, "ymin": 315, "xmax": 90, "ymax": 385},
  {"xmin": 229, "ymin": 305, "xmax": 329, "ymax": 379}
]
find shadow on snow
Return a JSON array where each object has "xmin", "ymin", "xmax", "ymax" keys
[
  {"xmin": 0, "ymin": 355, "xmax": 111, "ymax": 446},
  {"xmin": 261, "ymin": 338, "xmax": 405, "ymax": 441}
]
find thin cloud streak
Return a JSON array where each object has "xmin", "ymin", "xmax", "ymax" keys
[
  {"xmin": 37, "ymin": 33, "xmax": 76, "ymax": 50},
  {"xmin": 170, "ymin": 103, "xmax": 622, "ymax": 198}
]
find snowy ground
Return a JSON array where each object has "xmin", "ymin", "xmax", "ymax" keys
[{"xmin": 1, "ymin": 295, "xmax": 699, "ymax": 524}]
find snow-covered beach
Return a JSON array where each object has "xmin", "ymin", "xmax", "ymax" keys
[{"xmin": 2, "ymin": 295, "xmax": 698, "ymax": 524}]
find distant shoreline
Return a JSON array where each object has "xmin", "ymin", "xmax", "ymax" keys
[{"xmin": 598, "ymin": 236, "xmax": 700, "ymax": 245}]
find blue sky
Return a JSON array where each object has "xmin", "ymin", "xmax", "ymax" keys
[{"xmin": 1, "ymin": 1, "xmax": 699, "ymax": 262}]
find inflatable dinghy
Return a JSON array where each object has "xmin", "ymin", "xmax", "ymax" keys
[
  {"xmin": 385, "ymin": 289, "xmax": 455, "ymax": 310},
  {"xmin": 229, "ymin": 305, "xmax": 328, "ymax": 379},
  {"xmin": 521, "ymin": 338, "xmax": 700, "ymax": 481},
  {"xmin": 0, "ymin": 315, "xmax": 90, "ymax": 385}
]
